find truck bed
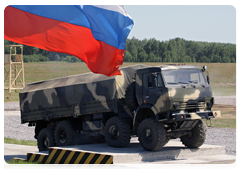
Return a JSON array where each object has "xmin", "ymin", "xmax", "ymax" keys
[{"xmin": 20, "ymin": 64, "xmax": 149, "ymax": 123}]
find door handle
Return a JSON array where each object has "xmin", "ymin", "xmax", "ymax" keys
[{"xmin": 146, "ymin": 96, "xmax": 149, "ymax": 98}]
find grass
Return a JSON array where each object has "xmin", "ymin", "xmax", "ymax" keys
[
  {"xmin": 4, "ymin": 62, "xmax": 236, "ymax": 102},
  {"xmin": 4, "ymin": 90, "xmax": 21, "ymax": 102},
  {"xmin": 4, "ymin": 138, "xmax": 37, "ymax": 146},
  {"xmin": 4, "ymin": 161, "xmax": 68, "ymax": 169},
  {"xmin": 205, "ymin": 119, "xmax": 236, "ymax": 129},
  {"xmin": 212, "ymin": 86, "xmax": 236, "ymax": 96},
  {"xmin": 208, "ymin": 104, "xmax": 236, "ymax": 129}
]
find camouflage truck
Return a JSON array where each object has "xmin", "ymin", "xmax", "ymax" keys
[{"xmin": 20, "ymin": 64, "xmax": 220, "ymax": 151}]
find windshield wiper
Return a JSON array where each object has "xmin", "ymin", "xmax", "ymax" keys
[
  {"xmin": 188, "ymin": 80, "xmax": 198, "ymax": 84},
  {"xmin": 178, "ymin": 81, "xmax": 189, "ymax": 84},
  {"xmin": 167, "ymin": 82, "xmax": 178, "ymax": 84},
  {"xmin": 167, "ymin": 82, "xmax": 190, "ymax": 85}
]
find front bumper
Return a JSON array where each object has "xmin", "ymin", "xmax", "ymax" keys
[{"xmin": 172, "ymin": 110, "xmax": 215, "ymax": 121}]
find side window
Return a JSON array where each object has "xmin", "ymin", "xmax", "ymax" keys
[
  {"xmin": 157, "ymin": 74, "xmax": 163, "ymax": 87},
  {"xmin": 148, "ymin": 76, "xmax": 153, "ymax": 88}
]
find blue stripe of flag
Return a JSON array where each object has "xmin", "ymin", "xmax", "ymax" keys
[{"xmin": 10, "ymin": 5, "xmax": 133, "ymax": 50}]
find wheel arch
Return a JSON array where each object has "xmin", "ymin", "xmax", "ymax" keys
[{"xmin": 133, "ymin": 104, "xmax": 159, "ymax": 126}]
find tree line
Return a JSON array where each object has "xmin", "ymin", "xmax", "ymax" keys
[
  {"xmin": 125, "ymin": 37, "xmax": 236, "ymax": 63},
  {"xmin": 4, "ymin": 37, "xmax": 236, "ymax": 63}
]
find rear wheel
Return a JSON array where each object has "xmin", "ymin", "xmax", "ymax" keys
[
  {"xmin": 55, "ymin": 121, "xmax": 74, "ymax": 146},
  {"xmin": 180, "ymin": 120, "xmax": 206, "ymax": 148},
  {"xmin": 37, "ymin": 127, "xmax": 55, "ymax": 151},
  {"xmin": 138, "ymin": 118, "xmax": 166, "ymax": 151},
  {"xmin": 105, "ymin": 117, "xmax": 131, "ymax": 147}
]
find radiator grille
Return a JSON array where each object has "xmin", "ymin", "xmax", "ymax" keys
[{"xmin": 178, "ymin": 101, "xmax": 205, "ymax": 109}]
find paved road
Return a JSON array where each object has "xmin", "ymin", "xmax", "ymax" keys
[{"xmin": 4, "ymin": 144, "xmax": 38, "ymax": 161}]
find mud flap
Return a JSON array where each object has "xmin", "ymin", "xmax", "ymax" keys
[{"xmin": 205, "ymin": 119, "xmax": 212, "ymax": 127}]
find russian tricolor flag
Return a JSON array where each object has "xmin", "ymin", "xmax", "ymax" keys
[{"xmin": 4, "ymin": 5, "xmax": 134, "ymax": 76}]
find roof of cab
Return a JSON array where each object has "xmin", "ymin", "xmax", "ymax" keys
[{"xmin": 159, "ymin": 64, "xmax": 202, "ymax": 71}]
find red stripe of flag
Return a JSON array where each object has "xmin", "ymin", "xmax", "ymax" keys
[{"xmin": 4, "ymin": 6, "xmax": 124, "ymax": 76}]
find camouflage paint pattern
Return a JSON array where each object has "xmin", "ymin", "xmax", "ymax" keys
[
  {"xmin": 134, "ymin": 64, "xmax": 214, "ymax": 122},
  {"xmin": 20, "ymin": 64, "xmax": 214, "ymax": 124},
  {"xmin": 20, "ymin": 64, "xmax": 149, "ymax": 123}
]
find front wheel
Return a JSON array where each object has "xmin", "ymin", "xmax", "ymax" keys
[
  {"xmin": 104, "ymin": 117, "xmax": 131, "ymax": 148},
  {"xmin": 180, "ymin": 120, "xmax": 206, "ymax": 148},
  {"xmin": 138, "ymin": 118, "xmax": 166, "ymax": 151}
]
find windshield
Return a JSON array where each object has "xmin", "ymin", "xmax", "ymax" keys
[{"xmin": 162, "ymin": 69, "xmax": 207, "ymax": 86}]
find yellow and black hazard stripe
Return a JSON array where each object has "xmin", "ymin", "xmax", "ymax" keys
[
  {"xmin": 27, "ymin": 153, "xmax": 49, "ymax": 163},
  {"xmin": 27, "ymin": 148, "xmax": 113, "ymax": 164},
  {"xmin": 46, "ymin": 148, "xmax": 113, "ymax": 164}
]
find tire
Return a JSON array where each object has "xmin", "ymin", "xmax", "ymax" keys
[
  {"xmin": 34, "ymin": 121, "xmax": 47, "ymax": 139},
  {"xmin": 54, "ymin": 120, "xmax": 74, "ymax": 146},
  {"xmin": 104, "ymin": 117, "xmax": 131, "ymax": 148},
  {"xmin": 37, "ymin": 127, "xmax": 55, "ymax": 151},
  {"xmin": 138, "ymin": 118, "xmax": 166, "ymax": 151},
  {"xmin": 125, "ymin": 82, "xmax": 139, "ymax": 112},
  {"xmin": 180, "ymin": 120, "xmax": 206, "ymax": 148}
]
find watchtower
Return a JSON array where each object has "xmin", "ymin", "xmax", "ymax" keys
[{"xmin": 4, "ymin": 45, "xmax": 25, "ymax": 97}]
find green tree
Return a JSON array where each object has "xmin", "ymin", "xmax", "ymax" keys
[
  {"xmin": 138, "ymin": 48, "xmax": 148, "ymax": 62},
  {"xmin": 71, "ymin": 56, "xmax": 79, "ymax": 62},
  {"xmin": 127, "ymin": 39, "xmax": 138, "ymax": 62},
  {"xmin": 148, "ymin": 52, "xmax": 156, "ymax": 62},
  {"xmin": 124, "ymin": 51, "xmax": 133, "ymax": 62},
  {"xmin": 212, "ymin": 55, "xmax": 221, "ymax": 63},
  {"xmin": 199, "ymin": 56, "xmax": 210, "ymax": 63},
  {"xmin": 163, "ymin": 51, "xmax": 172, "ymax": 62},
  {"xmin": 63, "ymin": 56, "xmax": 72, "ymax": 62},
  {"xmin": 222, "ymin": 56, "xmax": 230, "ymax": 63},
  {"xmin": 53, "ymin": 54, "xmax": 61, "ymax": 61}
]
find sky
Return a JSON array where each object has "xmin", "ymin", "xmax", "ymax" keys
[{"xmin": 124, "ymin": 5, "xmax": 236, "ymax": 44}]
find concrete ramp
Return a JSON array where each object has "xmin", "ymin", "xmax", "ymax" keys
[{"xmin": 22, "ymin": 140, "xmax": 235, "ymax": 164}]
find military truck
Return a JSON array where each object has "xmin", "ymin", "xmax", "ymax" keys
[{"xmin": 20, "ymin": 64, "xmax": 220, "ymax": 151}]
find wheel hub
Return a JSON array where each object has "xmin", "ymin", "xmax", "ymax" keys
[
  {"xmin": 142, "ymin": 128, "xmax": 154, "ymax": 144},
  {"xmin": 109, "ymin": 125, "xmax": 119, "ymax": 140},
  {"xmin": 43, "ymin": 137, "xmax": 49, "ymax": 148},
  {"xmin": 59, "ymin": 129, "xmax": 67, "ymax": 143}
]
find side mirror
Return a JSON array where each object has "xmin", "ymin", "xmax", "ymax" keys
[
  {"xmin": 207, "ymin": 75, "xmax": 210, "ymax": 84},
  {"xmin": 203, "ymin": 65, "xmax": 207, "ymax": 72}
]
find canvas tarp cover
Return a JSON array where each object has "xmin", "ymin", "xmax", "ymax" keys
[{"xmin": 20, "ymin": 64, "xmax": 149, "ymax": 112}]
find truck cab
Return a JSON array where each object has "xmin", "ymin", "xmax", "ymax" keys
[
  {"xmin": 135, "ymin": 64, "xmax": 214, "ymax": 121},
  {"xmin": 132, "ymin": 64, "xmax": 217, "ymax": 151}
]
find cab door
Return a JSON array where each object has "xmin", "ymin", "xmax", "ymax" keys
[{"xmin": 142, "ymin": 73, "xmax": 167, "ymax": 112}]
